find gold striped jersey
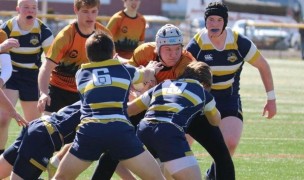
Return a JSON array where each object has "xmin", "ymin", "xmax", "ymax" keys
[
  {"xmin": 76, "ymin": 59, "xmax": 144, "ymax": 121},
  {"xmin": 134, "ymin": 79, "xmax": 217, "ymax": 129},
  {"xmin": 1, "ymin": 17, "xmax": 54, "ymax": 70},
  {"xmin": 186, "ymin": 27, "xmax": 260, "ymax": 96}
]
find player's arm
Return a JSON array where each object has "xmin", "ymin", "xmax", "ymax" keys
[
  {"xmin": 37, "ymin": 59, "xmax": 57, "ymax": 112},
  {"xmin": 0, "ymin": 38, "xmax": 20, "ymax": 53},
  {"xmin": 127, "ymin": 97, "xmax": 148, "ymax": 116},
  {"xmin": 0, "ymin": 89, "xmax": 27, "ymax": 127},
  {"xmin": 203, "ymin": 97, "xmax": 221, "ymax": 126},
  {"xmin": 204, "ymin": 108, "xmax": 221, "ymax": 126},
  {"xmin": 250, "ymin": 55, "xmax": 276, "ymax": 119},
  {"xmin": 0, "ymin": 54, "xmax": 12, "ymax": 88}
]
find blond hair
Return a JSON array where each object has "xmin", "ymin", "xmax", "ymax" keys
[{"xmin": 17, "ymin": 0, "xmax": 38, "ymax": 7}]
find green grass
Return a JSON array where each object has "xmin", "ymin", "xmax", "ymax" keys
[{"xmin": 7, "ymin": 58, "xmax": 304, "ymax": 179}]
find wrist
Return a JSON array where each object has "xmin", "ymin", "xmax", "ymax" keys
[{"xmin": 267, "ymin": 90, "xmax": 276, "ymax": 100}]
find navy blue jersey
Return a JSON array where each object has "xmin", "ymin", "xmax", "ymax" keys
[
  {"xmin": 136, "ymin": 79, "xmax": 217, "ymax": 130},
  {"xmin": 42, "ymin": 101, "xmax": 81, "ymax": 144},
  {"xmin": 76, "ymin": 59, "xmax": 144, "ymax": 121},
  {"xmin": 186, "ymin": 28, "xmax": 260, "ymax": 96},
  {"xmin": 1, "ymin": 17, "xmax": 53, "ymax": 70}
]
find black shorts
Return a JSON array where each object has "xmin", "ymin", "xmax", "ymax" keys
[{"xmin": 45, "ymin": 85, "xmax": 79, "ymax": 113}]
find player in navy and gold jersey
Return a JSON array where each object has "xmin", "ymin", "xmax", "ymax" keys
[
  {"xmin": 93, "ymin": 24, "xmax": 235, "ymax": 180},
  {"xmin": 53, "ymin": 31, "xmax": 165, "ymax": 180},
  {"xmin": 127, "ymin": 61, "xmax": 221, "ymax": 180},
  {"xmin": 107, "ymin": 0, "xmax": 146, "ymax": 59},
  {"xmin": 0, "ymin": 102, "xmax": 81, "ymax": 180},
  {"xmin": 186, "ymin": 2, "xmax": 277, "ymax": 179},
  {"xmin": 0, "ymin": 0, "xmax": 54, "ymax": 155}
]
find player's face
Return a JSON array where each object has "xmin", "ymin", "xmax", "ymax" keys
[
  {"xmin": 16, "ymin": 0, "xmax": 38, "ymax": 26},
  {"xmin": 159, "ymin": 44, "xmax": 182, "ymax": 67},
  {"xmin": 75, "ymin": 6, "xmax": 99, "ymax": 30},
  {"xmin": 124, "ymin": 0, "xmax": 141, "ymax": 12},
  {"xmin": 206, "ymin": 15, "xmax": 225, "ymax": 37}
]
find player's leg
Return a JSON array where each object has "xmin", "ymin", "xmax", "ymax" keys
[
  {"xmin": 12, "ymin": 121, "xmax": 55, "ymax": 179},
  {"xmin": 120, "ymin": 150, "xmax": 165, "ymax": 180},
  {"xmin": 20, "ymin": 101, "xmax": 40, "ymax": 121},
  {"xmin": 111, "ymin": 111, "xmax": 147, "ymax": 180},
  {"xmin": 220, "ymin": 116, "xmax": 243, "ymax": 155},
  {"xmin": 115, "ymin": 163, "xmax": 136, "ymax": 180},
  {"xmin": 187, "ymin": 114, "xmax": 235, "ymax": 180},
  {"xmin": 10, "ymin": 155, "xmax": 45, "ymax": 180},
  {"xmin": 53, "ymin": 152, "xmax": 92, "ymax": 180},
  {"xmin": 0, "ymin": 89, "xmax": 19, "ymax": 153},
  {"xmin": 91, "ymin": 152, "xmax": 119, "ymax": 180},
  {"xmin": 0, "ymin": 154, "xmax": 13, "ymax": 179},
  {"xmin": 0, "ymin": 127, "xmax": 26, "ymax": 179},
  {"xmin": 47, "ymin": 144, "xmax": 71, "ymax": 179},
  {"xmin": 164, "ymin": 156, "xmax": 202, "ymax": 180},
  {"xmin": 44, "ymin": 86, "xmax": 80, "ymax": 178}
]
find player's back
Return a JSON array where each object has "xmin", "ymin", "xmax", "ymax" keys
[
  {"xmin": 144, "ymin": 78, "xmax": 213, "ymax": 129},
  {"xmin": 76, "ymin": 59, "xmax": 141, "ymax": 121}
]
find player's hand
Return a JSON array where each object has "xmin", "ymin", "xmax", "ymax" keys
[
  {"xmin": 0, "ymin": 38, "xmax": 20, "ymax": 52},
  {"xmin": 263, "ymin": 99, "xmax": 277, "ymax": 119},
  {"xmin": 145, "ymin": 61, "xmax": 163, "ymax": 75},
  {"xmin": 37, "ymin": 93, "xmax": 51, "ymax": 113},
  {"xmin": 11, "ymin": 112, "xmax": 28, "ymax": 127}
]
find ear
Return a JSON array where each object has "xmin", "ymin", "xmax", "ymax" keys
[
  {"xmin": 16, "ymin": 6, "xmax": 20, "ymax": 13},
  {"xmin": 73, "ymin": 6, "xmax": 78, "ymax": 14}
]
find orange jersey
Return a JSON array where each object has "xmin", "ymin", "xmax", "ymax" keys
[
  {"xmin": 129, "ymin": 42, "xmax": 196, "ymax": 83},
  {"xmin": 46, "ymin": 22, "xmax": 111, "ymax": 92},
  {"xmin": 107, "ymin": 11, "xmax": 146, "ymax": 59},
  {"xmin": 0, "ymin": 29, "xmax": 8, "ymax": 44}
]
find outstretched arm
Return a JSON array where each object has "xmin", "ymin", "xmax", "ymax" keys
[{"xmin": 251, "ymin": 55, "xmax": 277, "ymax": 119}]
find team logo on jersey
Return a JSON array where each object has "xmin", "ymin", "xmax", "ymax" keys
[
  {"xmin": 30, "ymin": 35, "xmax": 39, "ymax": 45},
  {"xmin": 204, "ymin": 54, "xmax": 213, "ymax": 61},
  {"xmin": 227, "ymin": 52, "xmax": 238, "ymax": 63},
  {"xmin": 122, "ymin": 26, "xmax": 128, "ymax": 33},
  {"xmin": 69, "ymin": 50, "xmax": 78, "ymax": 58}
]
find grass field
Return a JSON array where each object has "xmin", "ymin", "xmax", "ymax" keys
[{"xmin": 6, "ymin": 57, "xmax": 304, "ymax": 179}]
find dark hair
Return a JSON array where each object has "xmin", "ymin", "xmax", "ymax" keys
[
  {"xmin": 204, "ymin": 2, "xmax": 229, "ymax": 31},
  {"xmin": 74, "ymin": 0, "xmax": 100, "ymax": 10},
  {"xmin": 180, "ymin": 61, "xmax": 212, "ymax": 89},
  {"xmin": 85, "ymin": 30, "xmax": 114, "ymax": 62}
]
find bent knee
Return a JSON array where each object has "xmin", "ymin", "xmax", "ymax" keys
[{"xmin": 225, "ymin": 138, "xmax": 239, "ymax": 154}]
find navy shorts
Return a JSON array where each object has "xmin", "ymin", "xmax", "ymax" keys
[
  {"xmin": 45, "ymin": 84, "xmax": 79, "ymax": 113},
  {"xmin": 3, "ymin": 127, "xmax": 25, "ymax": 165},
  {"xmin": 17, "ymin": 120, "xmax": 61, "ymax": 170},
  {"xmin": 214, "ymin": 94, "xmax": 243, "ymax": 121},
  {"xmin": 70, "ymin": 120, "xmax": 145, "ymax": 161},
  {"xmin": 5, "ymin": 68, "xmax": 39, "ymax": 101},
  {"xmin": 137, "ymin": 120, "xmax": 192, "ymax": 162}
]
